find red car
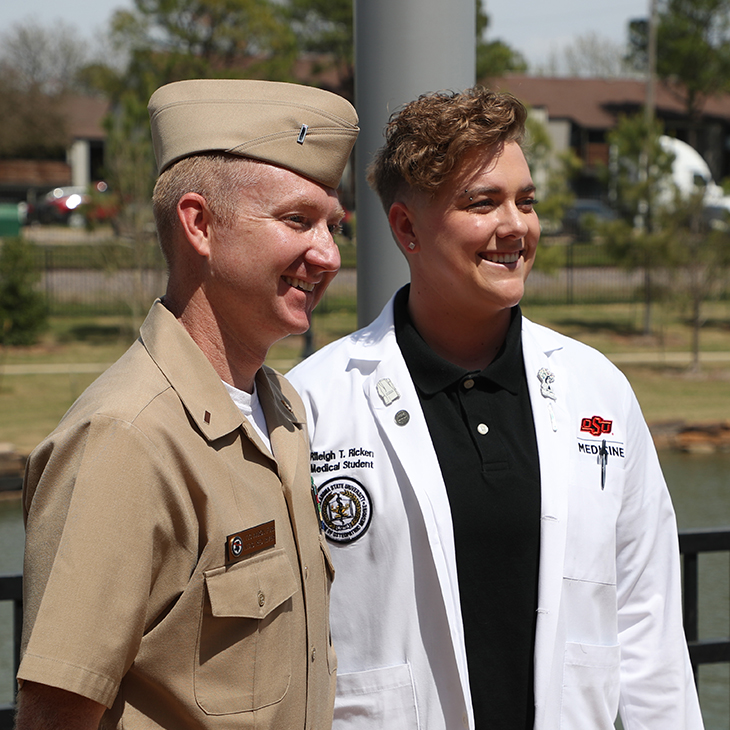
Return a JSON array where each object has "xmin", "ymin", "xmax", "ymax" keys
[{"xmin": 31, "ymin": 182, "xmax": 117, "ymax": 227}]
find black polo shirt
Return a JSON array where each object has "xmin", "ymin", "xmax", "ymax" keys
[{"xmin": 393, "ymin": 285, "xmax": 541, "ymax": 730}]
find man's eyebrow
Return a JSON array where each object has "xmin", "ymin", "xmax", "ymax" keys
[{"xmin": 295, "ymin": 198, "xmax": 346, "ymax": 220}]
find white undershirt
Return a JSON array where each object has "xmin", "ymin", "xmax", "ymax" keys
[{"xmin": 222, "ymin": 380, "xmax": 272, "ymax": 455}]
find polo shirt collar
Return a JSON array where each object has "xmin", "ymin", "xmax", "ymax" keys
[{"xmin": 393, "ymin": 285, "xmax": 524, "ymax": 396}]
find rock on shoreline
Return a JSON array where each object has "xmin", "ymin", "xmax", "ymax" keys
[{"xmin": 650, "ymin": 421, "xmax": 730, "ymax": 454}]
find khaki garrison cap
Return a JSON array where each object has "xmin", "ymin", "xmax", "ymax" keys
[{"xmin": 148, "ymin": 79, "xmax": 359, "ymax": 189}]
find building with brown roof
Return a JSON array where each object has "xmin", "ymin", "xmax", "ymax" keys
[
  {"xmin": 0, "ymin": 94, "xmax": 108, "ymax": 204},
  {"xmin": 488, "ymin": 75, "xmax": 730, "ymax": 192}
]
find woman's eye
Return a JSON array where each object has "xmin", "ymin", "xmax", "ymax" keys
[
  {"xmin": 468, "ymin": 198, "xmax": 494, "ymax": 210},
  {"xmin": 520, "ymin": 198, "xmax": 538, "ymax": 210}
]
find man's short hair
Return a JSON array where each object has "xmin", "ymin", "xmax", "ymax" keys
[
  {"xmin": 367, "ymin": 87, "xmax": 527, "ymax": 212},
  {"xmin": 152, "ymin": 153, "xmax": 261, "ymax": 264}
]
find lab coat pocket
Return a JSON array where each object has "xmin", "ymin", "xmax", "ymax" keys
[
  {"xmin": 334, "ymin": 663, "xmax": 419, "ymax": 729},
  {"xmin": 195, "ymin": 548, "xmax": 298, "ymax": 715},
  {"xmin": 560, "ymin": 642, "xmax": 620, "ymax": 729}
]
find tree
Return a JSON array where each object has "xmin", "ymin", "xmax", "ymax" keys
[
  {"xmin": 601, "ymin": 113, "xmax": 676, "ymax": 335},
  {"xmin": 287, "ymin": 0, "xmax": 527, "ymax": 93},
  {"xmin": 0, "ymin": 238, "xmax": 47, "ymax": 346},
  {"xmin": 537, "ymin": 32, "xmax": 638, "ymax": 78},
  {"xmin": 476, "ymin": 0, "xmax": 528, "ymax": 79},
  {"xmin": 524, "ymin": 114, "xmax": 579, "ymax": 234},
  {"xmin": 627, "ymin": 0, "xmax": 730, "ymax": 147},
  {"xmin": 0, "ymin": 21, "xmax": 89, "ymax": 160},
  {"xmin": 0, "ymin": 20, "xmax": 89, "ymax": 95},
  {"xmin": 663, "ymin": 186, "xmax": 730, "ymax": 371},
  {"xmin": 286, "ymin": 0, "xmax": 353, "ymax": 98}
]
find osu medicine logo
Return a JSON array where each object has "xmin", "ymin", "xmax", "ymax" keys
[{"xmin": 580, "ymin": 415, "xmax": 613, "ymax": 437}]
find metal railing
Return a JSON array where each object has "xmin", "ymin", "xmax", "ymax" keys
[
  {"xmin": 0, "ymin": 574, "xmax": 21, "ymax": 728},
  {"xmin": 680, "ymin": 527, "xmax": 730, "ymax": 680},
  {"xmin": 0, "ymin": 528, "xmax": 728, "ymax": 725}
]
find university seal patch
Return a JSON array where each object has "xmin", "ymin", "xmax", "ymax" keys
[{"xmin": 317, "ymin": 476, "xmax": 373, "ymax": 543}]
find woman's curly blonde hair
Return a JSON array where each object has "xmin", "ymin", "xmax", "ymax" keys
[{"xmin": 367, "ymin": 87, "xmax": 527, "ymax": 211}]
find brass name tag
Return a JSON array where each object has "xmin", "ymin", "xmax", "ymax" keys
[{"xmin": 226, "ymin": 520, "xmax": 276, "ymax": 563}]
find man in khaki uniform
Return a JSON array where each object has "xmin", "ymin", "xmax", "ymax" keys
[{"xmin": 16, "ymin": 79, "xmax": 359, "ymax": 730}]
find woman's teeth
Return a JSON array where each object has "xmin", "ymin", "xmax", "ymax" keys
[
  {"xmin": 483, "ymin": 251, "xmax": 521, "ymax": 264},
  {"xmin": 284, "ymin": 277, "xmax": 315, "ymax": 292}
]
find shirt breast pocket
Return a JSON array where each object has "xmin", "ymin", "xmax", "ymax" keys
[{"xmin": 196, "ymin": 548, "xmax": 298, "ymax": 715}]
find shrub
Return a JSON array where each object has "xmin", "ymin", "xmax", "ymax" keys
[{"xmin": 0, "ymin": 237, "xmax": 48, "ymax": 345}]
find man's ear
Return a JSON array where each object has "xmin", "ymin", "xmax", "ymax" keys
[
  {"xmin": 177, "ymin": 193, "xmax": 213, "ymax": 257},
  {"xmin": 388, "ymin": 201, "xmax": 419, "ymax": 254}
]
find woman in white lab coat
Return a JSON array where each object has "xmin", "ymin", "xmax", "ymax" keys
[{"xmin": 289, "ymin": 87, "xmax": 702, "ymax": 730}]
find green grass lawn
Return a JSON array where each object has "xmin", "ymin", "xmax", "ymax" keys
[{"xmin": 1, "ymin": 301, "xmax": 728, "ymax": 455}]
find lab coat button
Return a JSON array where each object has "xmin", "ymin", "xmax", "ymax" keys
[
  {"xmin": 463, "ymin": 378, "xmax": 475, "ymax": 389},
  {"xmin": 462, "ymin": 712, "xmax": 468, "ymax": 727},
  {"xmin": 394, "ymin": 410, "xmax": 410, "ymax": 426},
  {"xmin": 477, "ymin": 423, "xmax": 489, "ymax": 435}
]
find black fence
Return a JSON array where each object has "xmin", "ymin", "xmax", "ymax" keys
[
  {"xmin": 0, "ymin": 574, "xmax": 21, "ymax": 729},
  {"xmin": 681, "ymin": 528, "xmax": 730, "ymax": 679},
  {"xmin": 1, "ymin": 527, "xmax": 729, "ymax": 726},
  {"xmin": 24, "ymin": 239, "xmax": 730, "ymax": 317}
]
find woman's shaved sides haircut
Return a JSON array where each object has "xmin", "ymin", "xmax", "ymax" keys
[{"xmin": 367, "ymin": 87, "xmax": 528, "ymax": 212}]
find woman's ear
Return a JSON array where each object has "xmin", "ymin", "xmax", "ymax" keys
[
  {"xmin": 388, "ymin": 201, "xmax": 419, "ymax": 254},
  {"xmin": 177, "ymin": 193, "xmax": 213, "ymax": 258}
]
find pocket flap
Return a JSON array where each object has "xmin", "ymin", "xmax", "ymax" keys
[
  {"xmin": 204, "ymin": 548, "xmax": 298, "ymax": 619},
  {"xmin": 319, "ymin": 533, "xmax": 335, "ymax": 580}
]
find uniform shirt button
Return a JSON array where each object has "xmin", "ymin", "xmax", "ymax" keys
[
  {"xmin": 477, "ymin": 423, "xmax": 489, "ymax": 435},
  {"xmin": 257, "ymin": 590, "xmax": 265, "ymax": 607},
  {"xmin": 463, "ymin": 378, "xmax": 475, "ymax": 390},
  {"xmin": 304, "ymin": 565, "xmax": 309, "ymax": 579},
  {"xmin": 311, "ymin": 647, "xmax": 316, "ymax": 662}
]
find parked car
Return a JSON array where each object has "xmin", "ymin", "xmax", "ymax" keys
[
  {"xmin": 30, "ymin": 182, "xmax": 117, "ymax": 227},
  {"xmin": 562, "ymin": 199, "xmax": 616, "ymax": 240}
]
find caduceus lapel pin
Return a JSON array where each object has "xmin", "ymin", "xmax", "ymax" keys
[{"xmin": 537, "ymin": 367, "xmax": 558, "ymax": 432}]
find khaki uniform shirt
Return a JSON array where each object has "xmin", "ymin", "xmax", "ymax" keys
[{"xmin": 19, "ymin": 300, "xmax": 336, "ymax": 729}]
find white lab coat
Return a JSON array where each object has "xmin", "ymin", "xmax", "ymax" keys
[{"xmin": 288, "ymin": 297, "xmax": 703, "ymax": 730}]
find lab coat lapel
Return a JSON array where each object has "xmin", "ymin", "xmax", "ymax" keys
[
  {"xmin": 522, "ymin": 320, "xmax": 571, "ymax": 725},
  {"xmin": 357, "ymin": 334, "xmax": 473, "ymax": 722}
]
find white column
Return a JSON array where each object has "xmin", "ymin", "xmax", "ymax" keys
[{"xmin": 69, "ymin": 140, "xmax": 91, "ymax": 189}]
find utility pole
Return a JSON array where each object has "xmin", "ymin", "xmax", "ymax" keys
[
  {"xmin": 639, "ymin": 0, "xmax": 659, "ymax": 335},
  {"xmin": 354, "ymin": 0, "xmax": 476, "ymax": 327}
]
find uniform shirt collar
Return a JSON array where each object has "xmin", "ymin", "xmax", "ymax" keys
[{"xmin": 393, "ymin": 285, "xmax": 524, "ymax": 396}]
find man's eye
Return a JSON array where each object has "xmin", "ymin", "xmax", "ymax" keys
[
  {"xmin": 329, "ymin": 222, "xmax": 343, "ymax": 235},
  {"xmin": 520, "ymin": 198, "xmax": 538, "ymax": 210}
]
